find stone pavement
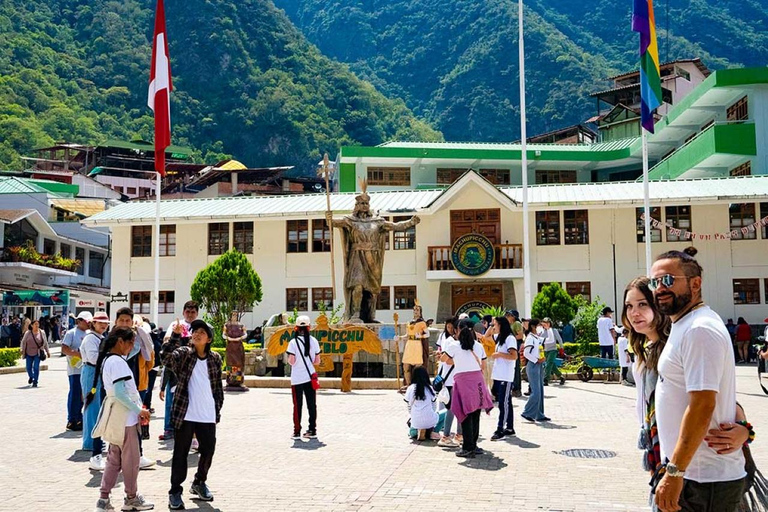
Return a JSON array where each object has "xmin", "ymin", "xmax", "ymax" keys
[{"xmin": 1, "ymin": 351, "xmax": 766, "ymax": 512}]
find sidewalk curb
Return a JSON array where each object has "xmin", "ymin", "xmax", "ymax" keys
[{"xmin": 0, "ymin": 365, "xmax": 49, "ymax": 376}]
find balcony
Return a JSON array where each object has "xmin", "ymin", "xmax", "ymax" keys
[{"xmin": 426, "ymin": 244, "xmax": 524, "ymax": 281}]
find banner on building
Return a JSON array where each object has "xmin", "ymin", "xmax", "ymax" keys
[
  {"xmin": 2, "ymin": 289, "xmax": 70, "ymax": 306},
  {"xmin": 641, "ymin": 214, "xmax": 768, "ymax": 241}
]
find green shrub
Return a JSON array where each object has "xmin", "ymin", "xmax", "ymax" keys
[
  {"xmin": 563, "ymin": 342, "xmax": 599, "ymax": 356},
  {"xmin": 0, "ymin": 348, "xmax": 21, "ymax": 367},
  {"xmin": 211, "ymin": 347, "xmax": 226, "ymax": 368},
  {"xmin": 573, "ymin": 295, "xmax": 607, "ymax": 353},
  {"xmin": 531, "ymin": 282, "xmax": 578, "ymax": 325}
]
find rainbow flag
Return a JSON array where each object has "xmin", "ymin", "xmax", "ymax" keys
[{"xmin": 632, "ymin": 0, "xmax": 662, "ymax": 133}]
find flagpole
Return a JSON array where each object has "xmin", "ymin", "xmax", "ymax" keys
[
  {"xmin": 642, "ymin": 129, "xmax": 652, "ymax": 275},
  {"xmin": 153, "ymin": 171, "xmax": 161, "ymax": 325},
  {"xmin": 322, "ymin": 153, "xmax": 336, "ymax": 303},
  {"xmin": 519, "ymin": 0, "xmax": 532, "ymax": 317}
]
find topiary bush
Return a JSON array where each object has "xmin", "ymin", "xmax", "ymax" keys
[{"xmin": 0, "ymin": 348, "xmax": 21, "ymax": 367}]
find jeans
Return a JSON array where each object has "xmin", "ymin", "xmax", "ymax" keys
[
  {"xmin": 144, "ymin": 369, "xmax": 157, "ymax": 409},
  {"xmin": 493, "ymin": 379, "xmax": 514, "ymax": 432},
  {"xmin": 164, "ymin": 382, "xmax": 175, "ymax": 434},
  {"xmin": 80, "ymin": 364, "xmax": 103, "ymax": 454},
  {"xmin": 170, "ymin": 421, "xmax": 216, "ymax": 495},
  {"xmin": 291, "ymin": 381, "xmax": 317, "ymax": 434},
  {"xmin": 600, "ymin": 345, "xmax": 614, "ymax": 359},
  {"xmin": 442, "ymin": 387, "xmax": 462, "ymax": 437},
  {"xmin": 67, "ymin": 374, "xmax": 83, "ymax": 423},
  {"xmin": 459, "ymin": 410, "xmax": 481, "ymax": 452},
  {"xmin": 674, "ymin": 477, "xmax": 745, "ymax": 512},
  {"xmin": 522, "ymin": 361, "xmax": 546, "ymax": 420},
  {"xmin": 25, "ymin": 355, "xmax": 40, "ymax": 384},
  {"xmin": 544, "ymin": 350, "xmax": 562, "ymax": 382},
  {"xmin": 512, "ymin": 340, "xmax": 523, "ymax": 391}
]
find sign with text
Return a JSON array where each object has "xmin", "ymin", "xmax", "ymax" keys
[
  {"xmin": 451, "ymin": 233, "xmax": 495, "ymax": 276},
  {"xmin": 2, "ymin": 289, "xmax": 70, "ymax": 306},
  {"xmin": 267, "ymin": 315, "xmax": 382, "ymax": 357}
]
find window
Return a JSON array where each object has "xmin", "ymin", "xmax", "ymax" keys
[
  {"xmin": 3, "ymin": 218, "xmax": 37, "ymax": 247},
  {"xmin": 208, "ymin": 222, "xmax": 229, "ymax": 255},
  {"xmin": 665, "ymin": 206, "xmax": 692, "ymax": 242},
  {"xmin": 312, "ymin": 288, "xmax": 333, "ymax": 311},
  {"xmin": 126, "ymin": 187, "xmax": 137, "ymax": 195},
  {"xmin": 43, "ymin": 238, "xmax": 56, "ymax": 255},
  {"xmin": 131, "ymin": 226, "xmax": 152, "ymax": 257},
  {"xmin": 733, "ymin": 279, "xmax": 760, "ymax": 305},
  {"xmin": 477, "ymin": 169, "xmax": 510, "ymax": 185},
  {"xmin": 675, "ymin": 66, "xmax": 691, "ymax": 81},
  {"xmin": 88, "ymin": 251, "xmax": 104, "ymax": 279},
  {"xmin": 233, "ymin": 222, "xmax": 253, "ymax": 254},
  {"xmin": 730, "ymin": 162, "xmax": 751, "ymax": 177},
  {"xmin": 537, "ymin": 282, "xmax": 550, "ymax": 293},
  {"xmin": 394, "ymin": 286, "xmax": 417, "ymax": 310},
  {"xmin": 393, "ymin": 216, "xmax": 416, "ymax": 250},
  {"xmin": 114, "ymin": 186, "xmax": 123, "ymax": 193},
  {"xmin": 436, "ymin": 168, "xmax": 466, "ymax": 185},
  {"xmin": 377, "ymin": 286, "xmax": 391, "ymax": 310},
  {"xmin": 564, "ymin": 210, "xmax": 588, "ymax": 245},
  {"xmin": 729, "ymin": 203, "xmax": 757, "ymax": 240},
  {"xmin": 287, "ymin": 220, "xmax": 308, "ymax": 253},
  {"xmin": 536, "ymin": 170, "xmax": 577, "ymax": 184},
  {"xmin": 367, "ymin": 167, "xmax": 410, "ymax": 186},
  {"xmin": 159, "ymin": 291, "xmax": 175, "ymax": 314},
  {"xmin": 762, "ymin": 203, "xmax": 768, "ymax": 239},
  {"xmin": 566, "ymin": 282, "xmax": 592, "ymax": 302},
  {"xmin": 159, "ymin": 225, "xmax": 176, "ymax": 256},
  {"xmin": 130, "ymin": 291, "xmax": 151, "ymax": 315},
  {"xmin": 60, "ymin": 243, "xmax": 71, "ymax": 259},
  {"xmin": 536, "ymin": 211, "xmax": 560, "ymax": 245},
  {"xmin": 312, "ymin": 219, "xmax": 331, "ymax": 253},
  {"xmin": 75, "ymin": 247, "xmax": 85, "ymax": 275},
  {"xmin": 286, "ymin": 288, "xmax": 308, "ymax": 311},
  {"xmin": 636, "ymin": 207, "xmax": 662, "ymax": 243},
  {"xmin": 727, "ymin": 96, "xmax": 748, "ymax": 122}
]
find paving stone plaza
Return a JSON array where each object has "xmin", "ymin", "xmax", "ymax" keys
[{"xmin": 2, "ymin": 350, "xmax": 766, "ymax": 512}]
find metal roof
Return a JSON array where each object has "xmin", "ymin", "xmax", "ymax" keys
[
  {"xmin": 49, "ymin": 198, "xmax": 107, "ymax": 218},
  {"xmin": 82, "ymin": 176, "xmax": 768, "ymax": 226},
  {"xmin": 0, "ymin": 177, "xmax": 51, "ymax": 194},
  {"xmin": 377, "ymin": 138, "xmax": 637, "ymax": 153},
  {"xmin": 0, "ymin": 209, "xmax": 36, "ymax": 224}
]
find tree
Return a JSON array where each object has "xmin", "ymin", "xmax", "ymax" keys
[
  {"xmin": 572, "ymin": 295, "xmax": 607, "ymax": 354},
  {"xmin": 190, "ymin": 249, "xmax": 263, "ymax": 347},
  {"xmin": 530, "ymin": 282, "xmax": 578, "ymax": 326}
]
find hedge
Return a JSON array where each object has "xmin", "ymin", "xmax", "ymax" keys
[
  {"xmin": 563, "ymin": 342, "xmax": 600, "ymax": 356},
  {"xmin": 0, "ymin": 348, "xmax": 21, "ymax": 368}
]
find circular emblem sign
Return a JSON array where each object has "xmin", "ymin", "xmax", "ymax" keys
[
  {"xmin": 451, "ymin": 233, "xmax": 495, "ymax": 276},
  {"xmin": 455, "ymin": 301, "xmax": 491, "ymax": 322}
]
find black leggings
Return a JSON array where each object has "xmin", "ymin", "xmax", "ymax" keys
[
  {"xmin": 291, "ymin": 382, "xmax": 317, "ymax": 434},
  {"xmin": 460, "ymin": 410, "xmax": 481, "ymax": 452},
  {"xmin": 170, "ymin": 421, "xmax": 217, "ymax": 495}
]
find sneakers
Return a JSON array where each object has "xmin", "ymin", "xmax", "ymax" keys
[
  {"xmin": 94, "ymin": 498, "xmax": 115, "ymax": 512},
  {"xmin": 73, "ymin": 421, "xmax": 83, "ymax": 431},
  {"xmin": 121, "ymin": 493, "xmax": 153, "ymax": 511},
  {"xmin": 621, "ymin": 380, "xmax": 635, "ymax": 387},
  {"xmin": 521, "ymin": 414, "xmax": 536, "ymax": 422},
  {"xmin": 190, "ymin": 438, "xmax": 199, "ymax": 452},
  {"xmin": 168, "ymin": 492, "xmax": 184, "ymax": 510},
  {"xmin": 473, "ymin": 447, "xmax": 485, "ymax": 455},
  {"xmin": 302, "ymin": 430, "xmax": 317, "ymax": 439},
  {"xmin": 32, "ymin": 381, "xmax": 38, "ymax": 387},
  {"xmin": 491, "ymin": 430, "xmax": 505, "ymax": 441},
  {"xmin": 454, "ymin": 434, "xmax": 463, "ymax": 444},
  {"xmin": 512, "ymin": 390, "xmax": 522, "ymax": 398},
  {"xmin": 158, "ymin": 431, "xmax": 174, "ymax": 441},
  {"xmin": 538, "ymin": 416, "xmax": 551, "ymax": 422},
  {"xmin": 190, "ymin": 482, "xmax": 214, "ymax": 502},
  {"xmin": 291, "ymin": 431, "xmax": 301, "ymax": 440},
  {"xmin": 437, "ymin": 436, "xmax": 459, "ymax": 448},
  {"xmin": 28, "ymin": 377, "xmax": 33, "ymax": 385},
  {"xmin": 66, "ymin": 421, "xmax": 76, "ymax": 431},
  {"xmin": 89, "ymin": 454, "xmax": 106, "ymax": 471},
  {"xmin": 503, "ymin": 428, "xmax": 516, "ymax": 437},
  {"xmin": 455, "ymin": 449, "xmax": 475, "ymax": 458},
  {"xmin": 139, "ymin": 456, "xmax": 155, "ymax": 470},
  {"xmin": 523, "ymin": 390, "xmax": 531, "ymax": 396},
  {"xmin": 560, "ymin": 376, "xmax": 566, "ymax": 385}
]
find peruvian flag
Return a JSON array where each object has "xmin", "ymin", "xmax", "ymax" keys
[{"xmin": 147, "ymin": 0, "xmax": 172, "ymax": 176}]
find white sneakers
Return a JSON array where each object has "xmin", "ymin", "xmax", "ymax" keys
[
  {"xmin": 139, "ymin": 456, "xmax": 156, "ymax": 470},
  {"xmin": 190, "ymin": 438, "xmax": 199, "ymax": 452},
  {"xmin": 90, "ymin": 454, "xmax": 106, "ymax": 471}
]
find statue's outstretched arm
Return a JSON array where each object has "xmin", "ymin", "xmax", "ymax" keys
[{"xmin": 383, "ymin": 214, "xmax": 421, "ymax": 232}]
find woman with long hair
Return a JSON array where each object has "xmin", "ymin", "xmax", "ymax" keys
[
  {"xmin": 20, "ymin": 318, "xmax": 50, "ymax": 387},
  {"xmin": 405, "ymin": 365, "xmax": 442, "ymax": 441},
  {"xmin": 521, "ymin": 319, "xmax": 548, "ymax": 422},
  {"xmin": 442, "ymin": 325, "xmax": 493, "ymax": 458},
  {"xmin": 489, "ymin": 316, "xmax": 518, "ymax": 440},
  {"xmin": 287, "ymin": 316, "xmax": 321, "ymax": 440},
  {"xmin": 622, "ymin": 277, "xmax": 751, "ymax": 479},
  {"xmin": 735, "ymin": 317, "xmax": 751, "ymax": 363},
  {"xmin": 79, "ymin": 311, "xmax": 111, "ymax": 471}
]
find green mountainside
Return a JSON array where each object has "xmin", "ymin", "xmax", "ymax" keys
[
  {"xmin": 0, "ymin": 0, "xmax": 440, "ymax": 170},
  {"xmin": 274, "ymin": 0, "xmax": 768, "ymax": 141}
]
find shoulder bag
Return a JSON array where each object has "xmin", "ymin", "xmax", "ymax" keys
[
  {"xmin": 34, "ymin": 333, "xmax": 47, "ymax": 361},
  {"xmin": 297, "ymin": 339, "xmax": 320, "ymax": 390},
  {"xmin": 432, "ymin": 364, "xmax": 454, "ymax": 392}
]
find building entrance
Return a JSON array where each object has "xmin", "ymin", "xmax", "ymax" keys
[{"xmin": 451, "ymin": 282, "xmax": 504, "ymax": 315}]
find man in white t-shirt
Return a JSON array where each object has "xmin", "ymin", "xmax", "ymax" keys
[
  {"xmin": 650, "ymin": 249, "xmax": 746, "ymax": 512},
  {"xmin": 596, "ymin": 307, "xmax": 616, "ymax": 359}
]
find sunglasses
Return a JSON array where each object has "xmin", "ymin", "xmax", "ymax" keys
[{"xmin": 648, "ymin": 274, "xmax": 689, "ymax": 291}]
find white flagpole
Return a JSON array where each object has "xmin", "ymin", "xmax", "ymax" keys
[
  {"xmin": 153, "ymin": 171, "xmax": 161, "ymax": 325},
  {"xmin": 519, "ymin": 0, "xmax": 532, "ymax": 317},
  {"xmin": 642, "ymin": 130, "xmax": 652, "ymax": 275}
]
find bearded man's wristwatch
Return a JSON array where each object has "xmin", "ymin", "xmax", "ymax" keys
[{"xmin": 666, "ymin": 463, "xmax": 685, "ymax": 478}]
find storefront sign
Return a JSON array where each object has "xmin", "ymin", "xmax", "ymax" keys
[
  {"xmin": 2, "ymin": 289, "xmax": 70, "ymax": 306},
  {"xmin": 76, "ymin": 299, "xmax": 95, "ymax": 308},
  {"xmin": 451, "ymin": 233, "xmax": 495, "ymax": 276},
  {"xmin": 267, "ymin": 314, "xmax": 382, "ymax": 357}
]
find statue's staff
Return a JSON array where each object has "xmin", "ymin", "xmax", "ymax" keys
[{"xmin": 321, "ymin": 153, "xmax": 336, "ymax": 302}]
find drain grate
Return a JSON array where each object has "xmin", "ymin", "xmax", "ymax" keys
[{"xmin": 555, "ymin": 448, "xmax": 617, "ymax": 459}]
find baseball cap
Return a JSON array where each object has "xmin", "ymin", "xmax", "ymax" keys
[
  {"xmin": 76, "ymin": 311, "xmax": 93, "ymax": 322},
  {"xmin": 296, "ymin": 315, "xmax": 311, "ymax": 327},
  {"xmin": 542, "ymin": 317, "xmax": 552, "ymax": 324},
  {"xmin": 189, "ymin": 319, "xmax": 213, "ymax": 340},
  {"xmin": 92, "ymin": 311, "xmax": 110, "ymax": 324},
  {"xmin": 506, "ymin": 309, "xmax": 520, "ymax": 319},
  {"xmin": 602, "ymin": 307, "xmax": 614, "ymax": 315}
]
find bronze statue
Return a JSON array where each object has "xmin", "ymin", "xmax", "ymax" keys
[{"xmin": 326, "ymin": 182, "xmax": 420, "ymax": 323}]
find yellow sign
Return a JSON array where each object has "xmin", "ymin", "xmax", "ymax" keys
[{"xmin": 267, "ymin": 315, "xmax": 382, "ymax": 357}]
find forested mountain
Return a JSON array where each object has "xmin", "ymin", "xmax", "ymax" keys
[
  {"xmin": 274, "ymin": 0, "xmax": 768, "ymax": 142},
  {"xmin": 0, "ymin": 0, "xmax": 440, "ymax": 170}
]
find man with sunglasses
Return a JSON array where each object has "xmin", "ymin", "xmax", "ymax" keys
[{"xmin": 649, "ymin": 247, "xmax": 745, "ymax": 512}]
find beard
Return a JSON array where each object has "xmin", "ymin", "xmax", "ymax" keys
[{"xmin": 655, "ymin": 288, "xmax": 693, "ymax": 316}]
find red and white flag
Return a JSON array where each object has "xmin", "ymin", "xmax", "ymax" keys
[{"xmin": 147, "ymin": 0, "xmax": 172, "ymax": 176}]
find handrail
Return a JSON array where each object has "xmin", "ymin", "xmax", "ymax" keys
[{"xmin": 427, "ymin": 243, "xmax": 523, "ymax": 271}]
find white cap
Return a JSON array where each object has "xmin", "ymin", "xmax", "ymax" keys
[
  {"xmin": 296, "ymin": 315, "xmax": 311, "ymax": 327},
  {"xmin": 76, "ymin": 311, "xmax": 93, "ymax": 322},
  {"xmin": 458, "ymin": 313, "xmax": 469, "ymax": 320}
]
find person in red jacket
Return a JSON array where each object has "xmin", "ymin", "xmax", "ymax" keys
[{"xmin": 735, "ymin": 317, "xmax": 752, "ymax": 363}]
